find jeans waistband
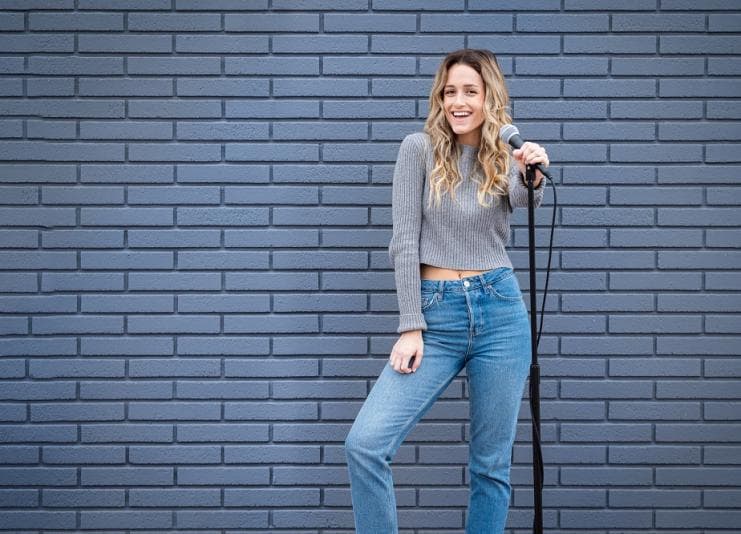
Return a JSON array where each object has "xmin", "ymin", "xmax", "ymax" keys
[{"xmin": 420, "ymin": 266, "xmax": 514, "ymax": 294}]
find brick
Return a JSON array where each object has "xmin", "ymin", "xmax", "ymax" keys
[
  {"xmin": 0, "ymin": 511, "xmax": 76, "ymax": 529},
  {"xmin": 0, "ymin": 275, "xmax": 35, "ymax": 298},
  {"xmin": 609, "ymin": 447, "xmax": 701, "ymax": 466},
  {"xmin": 0, "ymin": 337, "xmax": 76, "ymax": 357},
  {"xmin": 79, "ymin": 78, "xmax": 173, "ymax": 97},
  {"xmin": 176, "ymin": 381, "xmax": 270, "ymax": 399},
  {"xmin": 31, "ymin": 402, "xmax": 124, "ymax": 422},
  {"xmin": 661, "ymin": 35, "xmax": 741, "ymax": 54},
  {"xmin": 129, "ymin": 488, "xmax": 220, "ymax": 507},
  {"xmin": 708, "ymin": 101, "xmax": 741, "ymax": 119},
  {"xmin": 178, "ymin": 77, "xmax": 269, "ymax": 96},
  {"xmin": 657, "ymin": 381, "xmax": 741, "ymax": 399},
  {"xmin": 0, "ymin": 210, "xmax": 76, "ymax": 228},
  {"xmin": 323, "ymin": 13, "xmax": 412, "ymax": 32},
  {"xmin": 127, "ymin": 272, "xmax": 220, "ymax": 290},
  {"xmin": 468, "ymin": 35, "xmax": 560, "ymax": 54},
  {"xmin": 659, "ymin": 207, "xmax": 741, "ymax": 226},
  {"xmin": 610, "ymin": 229, "xmax": 703, "ymax": 247},
  {"xmin": 80, "ymin": 381, "xmax": 173, "ymax": 400},
  {"xmin": 514, "ymin": 100, "xmax": 607, "ymax": 119},
  {"xmin": 79, "ymin": 251, "xmax": 173, "ymax": 270},
  {"xmin": 274, "ymin": 76, "xmax": 368, "ymax": 97},
  {"xmin": 516, "ymin": 57, "xmax": 609, "ymax": 75},
  {"xmin": 561, "ymin": 466, "xmax": 653, "ymax": 483},
  {"xmin": 612, "ymin": 57, "xmax": 704, "ymax": 76},
  {"xmin": 80, "ymin": 207, "xmax": 172, "ymax": 226},
  {"xmin": 561, "ymin": 510, "xmax": 652, "ymax": 528},
  {"xmin": 33, "ymin": 314, "xmax": 124, "ymax": 335},
  {"xmin": 658, "ymin": 336, "xmax": 740, "ymax": 355},
  {"xmin": 517, "ymin": 14, "xmax": 608, "ymax": 32},
  {"xmin": 661, "ymin": 79, "xmax": 741, "ymax": 98},
  {"xmin": 41, "ymin": 229, "xmax": 124, "ymax": 249},
  {"xmin": 80, "ymin": 121, "xmax": 172, "ymax": 140},
  {"xmin": 176, "ymin": 510, "xmax": 268, "ymax": 528},
  {"xmin": 81, "ymin": 336, "xmax": 173, "ymax": 356},
  {"xmin": 563, "ymin": 79, "xmax": 656, "ymax": 97},
  {"xmin": 650, "ymin": 0, "xmax": 726, "ymax": 12},
  {"xmin": 29, "ymin": 13, "xmax": 123, "ymax": 31},
  {"xmin": 176, "ymin": 34, "xmax": 272, "ymax": 53},
  {"xmin": 227, "ymin": 57, "xmax": 320, "ymax": 75},
  {"xmin": 322, "ymin": 56, "xmax": 415, "ymax": 75},
  {"xmin": 224, "ymin": 487, "xmax": 319, "ymax": 507},
  {"xmin": 564, "ymin": 35, "xmax": 656, "ymax": 54},
  {"xmin": 42, "ymin": 488, "xmax": 125, "ymax": 507},
  {"xmin": 28, "ymin": 358, "xmax": 125, "ymax": 378},
  {"xmin": 659, "ymin": 250, "xmax": 741, "ymax": 269},
  {"xmin": 563, "ymin": 121, "xmax": 654, "ymax": 140},
  {"xmin": 705, "ymin": 401, "xmax": 741, "ymax": 419},
  {"xmin": 127, "ymin": 315, "xmax": 220, "ymax": 334},
  {"xmin": 611, "ymin": 100, "xmax": 703, "ymax": 119},
  {"xmin": 609, "ymin": 315, "xmax": 702, "ymax": 334},
  {"xmin": 609, "ymin": 401, "xmax": 701, "ymax": 420},
  {"xmin": 28, "ymin": 56, "xmax": 123, "ymax": 75},
  {"xmin": 613, "ymin": 14, "xmax": 704, "ymax": 31},
  {"xmin": 80, "ymin": 164, "xmax": 173, "ymax": 183},
  {"xmin": 78, "ymin": 34, "xmax": 172, "ymax": 53}
]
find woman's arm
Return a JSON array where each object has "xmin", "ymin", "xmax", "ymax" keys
[{"xmin": 388, "ymin": 133, "xmax": 428, "ymax": 334}]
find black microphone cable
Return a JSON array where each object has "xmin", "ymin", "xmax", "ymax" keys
[{"xmin": 528, "ymin": 171, "xmax": 557, "ymax": 500}]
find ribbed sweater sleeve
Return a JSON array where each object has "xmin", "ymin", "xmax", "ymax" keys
[
  {"xmin": 507, "ymin": 158, "xmax": 546, "ymax": 209},
  {"xmin": 388, "ymin": 134, "xmax": 427, "ymax": 334}
]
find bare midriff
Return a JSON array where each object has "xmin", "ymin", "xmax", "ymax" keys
[{"xmin": 420, "ymin": 263, "xmax": 489, "ymax": 281}]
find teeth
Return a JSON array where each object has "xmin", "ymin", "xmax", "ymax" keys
[{"xmin": 453, "ymin": 112, "xmax": 470, "ymax": 117}]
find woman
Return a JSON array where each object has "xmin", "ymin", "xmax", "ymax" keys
[{"xmin": 344, "ymin": 49, "xmax": 550, "ymax": 533}]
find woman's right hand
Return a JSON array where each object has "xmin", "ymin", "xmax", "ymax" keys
[{"xmin": 389, "ymin": 330, "xmax": 423, "ymax": 374}]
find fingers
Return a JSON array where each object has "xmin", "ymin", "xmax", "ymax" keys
[
  {"xmin": 389, "ymin": 350, "xmax": 420, "ymax": 374},
  {"xmin": 513, "ymin": 142, "xmax": 549, "ymax": 168}
]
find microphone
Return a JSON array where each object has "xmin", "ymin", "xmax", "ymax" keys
[{"xmin": 499, "ymin": 124, "xmax": 551, "ymax": 179}]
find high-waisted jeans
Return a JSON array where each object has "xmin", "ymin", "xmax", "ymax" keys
[{"xmin": 344, "ymin": 266, "xmax": 531, "ymax": 534}]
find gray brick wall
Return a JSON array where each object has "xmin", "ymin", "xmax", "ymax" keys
[{"xmin": 0, "ymin": 1, "xmax": 739, "ymax": 532}]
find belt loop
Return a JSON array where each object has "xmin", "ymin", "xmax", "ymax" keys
[{"xmin": 436, "ymin": 279, "xmax": 445, "ymax": 295}]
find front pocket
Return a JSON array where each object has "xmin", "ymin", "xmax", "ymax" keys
[
  {"xmin": 486, "ymin": 272, "xmax": 523, "ymax": 301},
  {"xmin": 420, "ymin": 291, "xmax": 438, "ymax": 311}
]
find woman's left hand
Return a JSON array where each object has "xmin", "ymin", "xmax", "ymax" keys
[{"xmin": 512, "ymin": 141, "xmax": 549, "ymax": 188}]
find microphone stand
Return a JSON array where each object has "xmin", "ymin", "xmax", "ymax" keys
[{"xmin": 525, "ymin": 163, "xmax": 544, "ymax": 534}]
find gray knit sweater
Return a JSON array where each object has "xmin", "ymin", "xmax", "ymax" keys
[{"xmin": 388, "ymin": 131, "xmax": 546, "ymax": 334}]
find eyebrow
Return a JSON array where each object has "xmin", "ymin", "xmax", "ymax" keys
[{"xmin": 444, "ymin": 84, "xmax": 479, "ymax": 88}]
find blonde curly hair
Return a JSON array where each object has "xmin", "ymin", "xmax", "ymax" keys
[{"xmin": 424, "ymin": 48, "xmax": 513, "ymax": 209}]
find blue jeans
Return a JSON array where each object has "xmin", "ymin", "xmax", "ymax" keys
[{"xmin": 344, "ymin": 266, "xmax": 531, "ymax": 534}]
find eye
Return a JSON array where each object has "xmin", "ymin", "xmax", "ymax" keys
[{"xmin": 444, "ymin": 89, "xmax": 476, "ymax": 96}]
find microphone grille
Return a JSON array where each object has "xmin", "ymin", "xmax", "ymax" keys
[{"xmin": 499, "ymin": 124, "xmax": 519, "ymax": 144}]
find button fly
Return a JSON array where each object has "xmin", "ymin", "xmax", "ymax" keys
[{"xmin": 463, "ymin": 280, "xmax": 470, "ymax": 287}]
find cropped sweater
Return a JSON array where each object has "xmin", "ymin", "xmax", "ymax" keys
[{"xmin": 388, "ymin": 131, "xmax": 546, "ymax": 334}]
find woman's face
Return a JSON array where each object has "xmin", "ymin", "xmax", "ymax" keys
[{"xmin": 443, "ymin": 63, "xmax": 486, "ymax": 147}]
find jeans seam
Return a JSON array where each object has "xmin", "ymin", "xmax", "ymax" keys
[
  {"xmin": 385, "ymin": 370, "xmax": 462, "ymax": 465},
  {"xmin": 485, "ymin": 273, "xmax": 521, "ymax": 301}
]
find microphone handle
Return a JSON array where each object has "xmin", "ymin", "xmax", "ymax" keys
[{"xmin": 508, "ymin": 133, "xmax": 552, "ymax": 179}]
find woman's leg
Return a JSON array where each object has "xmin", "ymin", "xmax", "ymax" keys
[
  {"xmin": 344, "ymin": 330, "xmax": 466, "ymax": 534},
  {"xmin": 464, "ymin": 275, "xmax": 532, "ymax": 533}
]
